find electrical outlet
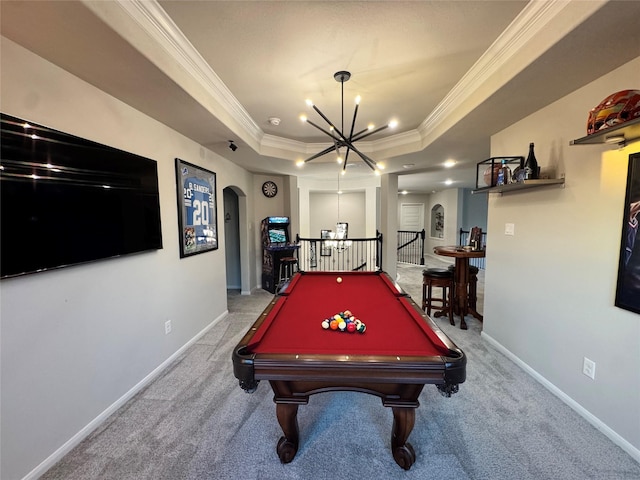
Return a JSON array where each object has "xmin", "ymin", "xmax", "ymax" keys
[
  {"xmin": 582, "ymin": 357, "xmax": 596, "ymax": 379},
  {"xmin": 165, "ymin": 320, "xmax": 172, "ymax": 335}
]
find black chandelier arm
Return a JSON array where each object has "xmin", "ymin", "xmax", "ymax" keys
[
  {"xmin": 333, "ymin": 138, "xmax": 343, "ymax": 160},
  {"xmin": 305, "ymin": 119, "xmax": 341, "ymax": 142},
  {"xmin": 343, "ymin": 147, "xmax": 353, "ymax": 170},
  {"xmin": 311, "ymin": 104, "xmax": 338, "ymax": 133},
  {"xmin": 304, "ymin": 145, "xmax": 337, "ymax": 163},
  {"xmin": 347, "ymin": 143, "xmax": 378, "ymax": 171},
  {"xmin": 348, "ymin": 103, "xmax": 360, "ymax": 143},
  {"xmin": 351, "ymin": 127, "xmax": 370, "ymax": 140},
  {"xmin": 355, "ymin": 152, "xmax": 377, "ymax": 171},
  {"xmin": 352, "ymin": 123, "xmax": 389, "ymax": 142}
]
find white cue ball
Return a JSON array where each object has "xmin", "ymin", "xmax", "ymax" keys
[{"xmin": 337, "ymin": 277, "xmax": 342, "ymax": 283}]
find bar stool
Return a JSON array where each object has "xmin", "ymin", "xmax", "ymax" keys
[
  {"xmin": 277, "ymin": 256, "xmax": 298, "ymax": 289},
  {"xmin": 422, "ymin": 268, "xmax": 454, "ymax": 326},
  {"xmin": 448, "ymin": 264, "xmax": 479, "ymax": 310}
]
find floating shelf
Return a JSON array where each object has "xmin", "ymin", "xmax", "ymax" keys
[
  {"xmin": 472, "ymin": 177, "xmax": 565, "ymax": 194},
  {"xmin": 570, "ymin": 117, "xmax": 640, "ymax": 146}
]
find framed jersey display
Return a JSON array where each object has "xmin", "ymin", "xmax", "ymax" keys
[{"xmin": 175, "ymin": 158, "xmax": 218, "ymax": 258}]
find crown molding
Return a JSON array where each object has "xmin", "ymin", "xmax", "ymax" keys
[
  {"xmin": 106, "ymin": 0, "xmax": 263, "ymax": 143},
  {"xmin": 418, "ymin": 0, "xmax": 606, "ymax": 141},
  {"xmin": 88, "ymin": 0, "xmax": 605, "ymax": 162}
]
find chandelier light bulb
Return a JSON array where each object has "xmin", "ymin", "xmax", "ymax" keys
[
  {"xmin": 337, "ymin": 156, "xmax": 343, "ymax": 164},
  {"xmin": 388, "ymin": 120, "xmax": 398, "ymax": 129},
  {"xmin": 305, "ymin": 99, "xmax": 313, "ymax": 107},
  {"xmin": 296, "ymin": 160, "xmax": 305, "ymax": 167},
  {"xmin": 355, "ymin": 95, "xmax": 361, "ymax": 105},
  {"xmin": 300, "ymin": 114, "xmax": 307, "ymax": 123}
]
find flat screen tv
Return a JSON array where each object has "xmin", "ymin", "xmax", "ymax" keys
[{"xmin": 1, "ymin": 113, "xmax": 163, "ymax": 279}]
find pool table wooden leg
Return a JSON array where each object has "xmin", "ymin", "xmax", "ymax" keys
[
  {"xmin": 391, "ymin": 407, "xmax": 417, "ymax": 470},
  {"xmin": 275, "ymin": 403, "xmax": 299, "ymax": 463}
]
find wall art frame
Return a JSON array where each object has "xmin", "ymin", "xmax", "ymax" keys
[
  {"xmin": 615, "ymin": 151, "xmax": 640, "ymax": 314},
  {"xmin": 175, "ymin": 158, "xmax": 218, "ymax": 258}
]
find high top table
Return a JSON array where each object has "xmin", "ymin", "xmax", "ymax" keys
[{"xmin": 433, "ymin": 246, "xmax": 485, "ymax": 330}]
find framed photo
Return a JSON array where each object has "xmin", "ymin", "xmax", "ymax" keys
[
  {"xmin": 309, "ymin": 241, "xmax": 317, "ymax": 268},
  {"xmin": 336, "ymin": 222, "xmax": 348, "ymax": 239},
  {"xmin": 321, "ymin": 229, "xmax": 332, "ymax": 256},
  {"xmin": 615, "ymin": 151, "xmax": 640, "ymax": 314},
  {"xmin": 175, "ymin": 158, "xmax": 218, "ymax": 258}
]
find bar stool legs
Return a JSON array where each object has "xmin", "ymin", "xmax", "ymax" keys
[
  {"xmin": 448, "ymin": 265, "xmax": 479, "ymax": 315},
  {"xmin": 468, "ymin": 266, "xmax": 478, "ymax": 310},
  {"xmin": 421, "ymin": 268, "xmax": 454, "ymax": 326},
  {"xmin": 277, "ymin": 257, "xmax": 298, "ymax": 290}
]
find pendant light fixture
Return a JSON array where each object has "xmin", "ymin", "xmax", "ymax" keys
[{"xmin": 300, "ymin": 71, "xmax": 397, "ymax": 173}]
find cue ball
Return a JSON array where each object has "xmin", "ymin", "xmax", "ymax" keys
[{"xmin": 337, "ymin": 277, "xmax": 342, "ymax": 283}]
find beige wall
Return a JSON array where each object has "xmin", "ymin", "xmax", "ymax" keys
[
  {"xmin": 484, "ymin": 56, "xmax": 640, "ymax": 459},
  {"xmin": 309, "ymin": 191, "xmax": 367, "ymax": 238},
  {"xmin": 0, "ymin": 38, "xmax": 256, "ymax": 479}
]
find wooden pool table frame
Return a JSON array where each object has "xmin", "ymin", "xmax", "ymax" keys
[{"xmin": 232, "ymin": 270, "xmax": 466, "ymax": 470}]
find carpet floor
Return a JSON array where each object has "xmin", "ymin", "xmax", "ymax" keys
[{"xmin": 40, "ymin": 259, "xmax": 639, "ymax": 479}]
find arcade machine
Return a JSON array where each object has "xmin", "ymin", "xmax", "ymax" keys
[{"xmin": 261, "ymin": 216, "xmax": 299, "ymax": 293}]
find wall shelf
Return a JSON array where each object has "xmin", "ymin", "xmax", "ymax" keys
[
  {"xmin": 570, "ymin": 117, "xmax": 640, "ymax": 147},
  {"xmin": 472, "ymin": 177, "xmax": 565, "ymax": 195}
]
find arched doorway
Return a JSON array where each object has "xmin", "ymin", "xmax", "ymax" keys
[{"xmin": 223, "ymin": 187, "xmax": 241, "ymax": 290}]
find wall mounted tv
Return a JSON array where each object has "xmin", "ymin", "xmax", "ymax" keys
[{"xmin": 1, "ymin": 113, "xmax": 163, "ymax": 279}]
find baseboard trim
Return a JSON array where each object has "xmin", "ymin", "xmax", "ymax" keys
[
  {"xmin": 481, "ymin": 331, "xmax": 640, "ymax": 464},
  {"xmin": 22, "ymin": 310, "xmax": 229, "ymax": 480}
]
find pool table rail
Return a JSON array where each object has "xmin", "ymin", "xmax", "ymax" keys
[{"xmin": 233, "ymin": 333, "xmax": 466, "ymax": 396}]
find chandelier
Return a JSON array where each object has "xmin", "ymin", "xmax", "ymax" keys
[{"xmin": 300, "ymin": 71, "xmax": 397, "ymax": 173}]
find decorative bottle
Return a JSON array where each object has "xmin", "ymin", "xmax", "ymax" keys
[
  {"xmin": 524, "ymin": 142, "xmax": 539, "ymax": 180},
  {"xmin": 496, "ymin": 160, "xmax": 506, "ymax": 185},
  {"xmin": 501, "ymin": 160, "xmax": 512, "ymax": 185}
]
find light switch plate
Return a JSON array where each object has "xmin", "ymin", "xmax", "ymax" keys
[{"xmin": 505, "ymin": 223, "xmax": 515, "ymax": 236}]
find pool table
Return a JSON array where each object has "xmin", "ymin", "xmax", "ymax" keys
[{"xmin": 232, "ymin": 270, "xmax": 466, "ymax": 470}]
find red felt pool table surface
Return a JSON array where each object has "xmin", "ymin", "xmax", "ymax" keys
[{"xmin": 247, "ymin": 271, "xmax": 450, "ymax": 357}]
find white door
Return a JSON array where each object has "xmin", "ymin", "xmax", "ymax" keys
[{"xmin": 400, "ymin": 203, "xmax": 424, "ymax": 231}]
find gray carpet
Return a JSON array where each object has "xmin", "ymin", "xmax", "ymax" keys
[{"xmin": 40, "ymin": 260, "xmax": 640, "ymax": 479}]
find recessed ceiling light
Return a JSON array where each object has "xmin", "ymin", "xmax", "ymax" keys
[
  {"xmin": 444, "ymin": 179, "xmax": 453, "ymax": 185},
  {"xmin": 268, "ymin": 117, "xmax": 281, "ymax": 126},
  {"xmin": 444, "ymin": 159, "xmax": 456, "ymax": 168},
  {"xmin": 403, "ymin": 163, "xmax": 414, "ymax": 169}
]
